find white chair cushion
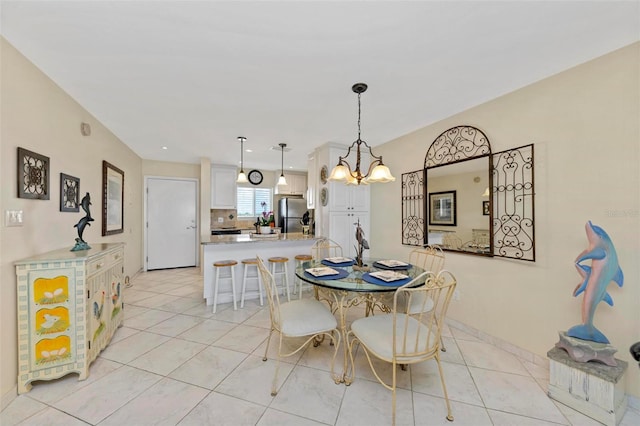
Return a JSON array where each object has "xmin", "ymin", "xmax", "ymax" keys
[
  {"xmin": 351, "ymin": 313, "xmax": 432, "ymax": 360},
  {"xmin": 280, "ymin": 299, "xmax": 337, "ymax": 337}
]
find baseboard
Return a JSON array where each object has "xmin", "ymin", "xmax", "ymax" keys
[
  {"xmin": 1, "ymin": 385, "xmax": 17, "ymax": 411},
  {"xmin": 446, "ymin": 318, "xmax": 549, "ymax": 368}
]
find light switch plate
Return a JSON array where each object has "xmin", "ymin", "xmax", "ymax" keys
[{"xmin": 5, "ymin": 210, "xmax": 24, "ymax": 227}]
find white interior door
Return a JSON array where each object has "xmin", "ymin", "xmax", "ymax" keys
[{"xmin": 146, "ymin": 177, "xmax": 198, "ymax": 270}]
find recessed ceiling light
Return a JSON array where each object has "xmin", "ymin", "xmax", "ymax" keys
[
  {"xmin": 246, "ymin": 149, "xmax": 253, "ymax": 153},
  {"xmin": 162, "ymin": 146, "xmax": 168, "ymax": 150}
]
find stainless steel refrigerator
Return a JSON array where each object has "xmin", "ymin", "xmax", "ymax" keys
[{"xmin": 278, "ymin": 197, "xmax": 307, "ymax": 233}]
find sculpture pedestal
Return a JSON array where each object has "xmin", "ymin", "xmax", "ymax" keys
[{"xmin": 547, "ymin": 346, "xmax": 628, "ymax": 425}]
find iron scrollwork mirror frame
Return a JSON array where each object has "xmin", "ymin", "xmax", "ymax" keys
[{"xmin": 401, "ymin": 125, "xmax": 535, "ymax": 262}]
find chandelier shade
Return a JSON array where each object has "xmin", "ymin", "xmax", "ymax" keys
[
  {"xmin": 328, "ymin": 83, "xmax": 395, "ymax": 185},
  {"xmin": 236, "ymin": 136, "xmax": 248, "ymax": 183}
]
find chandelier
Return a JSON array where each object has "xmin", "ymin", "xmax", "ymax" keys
[
  {"xmin": 236, "ymin": 136, "xmax": 248, "ymax": 183},
  {"xmin": 277, "ymin": 143, "xmax": 287, "ymax": 186},
  {"xmin": 328, "ymin": 83, "xmax": 395, "ymax": 185}
]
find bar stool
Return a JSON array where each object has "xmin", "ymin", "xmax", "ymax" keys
[
  {"xmin": 240, "ymin": 258, "xmax": 263, "ymax": 308},
  {"xmin": 268, "ymin": 256, "xmax": 290, "ymax": 302},
  {"xmin": 294, "ymin": 254, "xmax": 312, "ymax": 299},
  {"xmin": 212, "ymin": 259, "xmax": 238, "ymax": 314}
]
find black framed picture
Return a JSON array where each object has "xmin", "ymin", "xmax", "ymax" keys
[
  {"xmin": 483, "ymin": 200, "xmax": 490, "ymax": 216},
  {"xmin": 60, "ymin": 173, "xmax": 80, "ymax": 212},
  {"xmin": 17, "ymin": 147, "xmax": 50, "ymax": 200},
  {"xmin": 428, "ymin": 190, "xmax": 457, "ymax": 226},
  {"xmin": 102, "ymin": 161, "xmax": 124, "ymax": 235}
]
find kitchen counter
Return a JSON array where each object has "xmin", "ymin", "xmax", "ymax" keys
[
  {"xmin": 203, "ymin": 232, "xmax": 318, "ymax": 245},
  {"xmin": 202, "ymin": 232, "xmax": 320, "ymax": 306}
]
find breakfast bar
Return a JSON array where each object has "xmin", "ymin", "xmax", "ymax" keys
[{"xmin": 201, "ymin": 232, "xmax": 319, "ymax": 306}]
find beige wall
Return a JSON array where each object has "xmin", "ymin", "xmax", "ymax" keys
[
  {"xmin": 142, "ymin": 159, "xmax": 200, "ymax": 179},
  {"xmin": 370, "ymin": 42, "xmax": 640, "ymax": 397},
  {"xmin": 0, "ymin": 38, "xmax": 144, "ymax": 404}
]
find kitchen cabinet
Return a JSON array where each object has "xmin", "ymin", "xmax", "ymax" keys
[
  {"xmin": 15, "ymin": 243, "xmax": 124, "ymax": 393},
  {"xmin": 329, "ymin": 181, "xmax": 370, "ymax": 212},
  {"xmin": 274, "ymin": 172, "xmax": 307, "ymax": 196},
  {"xmin": 211, "ymin": 165, "xmax": 237, "ymax": 208},
  {"xmin": 329, "ymin": 211, "xmax": 370, "ymax": 258}
]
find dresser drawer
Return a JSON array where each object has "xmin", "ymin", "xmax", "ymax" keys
[{"xmin": 87, "ymin": 248, "xmax": 123, "ymax": 276}]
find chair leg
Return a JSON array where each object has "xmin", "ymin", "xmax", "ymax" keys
[
  {"xmin": 271, "ymin": 335, "xmax": 284, "ymax": 396},
  {"xmin": 240, "ymin": 265, "xmax": 248, "ymax": 308},
  {"xmin": 263, "ymin": 328, "xmax": 274, "ymax": 361},
  {"xmin": 391, "ymin": 361, "xmax": 397, "ymax": 426},
  {"xmin": 283, "ymin": 262, "xmax": 290, "ymax": 302},
  {"xmin": 230, "ymin": 266, "xmax": 237, "ymax": 311},
  {"xmin": 257, "ymin": 267, "xmax": 264, "ymax": 306},
  {"xmin": 436, "ymin": 356, "xmax": 454, "ymax": 422},
  {"xmin": 212, "ymin": 268, "xmax": 220, "ymax": 314}
]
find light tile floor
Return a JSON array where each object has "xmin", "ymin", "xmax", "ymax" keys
[{"xmin": 3, "ymin": 267, "xmax": 639, "ymax": 425}]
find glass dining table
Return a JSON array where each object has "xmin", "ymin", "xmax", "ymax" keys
[{"xmin": 295, "ymin": 258, "xmax": 428, "ymax": 384}]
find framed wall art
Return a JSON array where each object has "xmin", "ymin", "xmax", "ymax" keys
[
  {"xmin": 60, "ymin": 173, "xmax": 80, "ymax": 212},
  {"xmin": 102, "ymin": 161, "xmax": 124, "ymax": 235},
  {"xmin": 17, "ymin": 147, "xmax": 50, "ymax": 200},
  {"xmin": 428, "ymin": 190, "xmax": 457, "ymax": 226}
]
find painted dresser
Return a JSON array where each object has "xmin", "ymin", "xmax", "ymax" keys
[{"xmin": 15, "ymin": 243, "xmax": 124, "ymax": 393}]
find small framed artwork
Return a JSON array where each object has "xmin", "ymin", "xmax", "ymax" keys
[
  {"xmin": 102, "ymin": 161, "xmax": 124, "ymax": 236},
  {"xmin": 17, "ymin": 147, "xmax": 50, "ymax": 200},
  {"xmin": 482, "ymin": 200, "xmax": 490, "ymax": 216},
  {"xmin": 428, "ymin": 190, "xmax": 457, "ymax": 226},
  {"xmin": 320, "ymin": 187, "xmax": 328, "ymax": 206},
  {"xmin": 60, "ymin": 173, "xmax": 80, "ymax": 212}
]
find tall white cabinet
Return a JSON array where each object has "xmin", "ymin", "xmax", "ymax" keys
[
  {"xmin": 15, "ymin": 243, "xmax": 124, "ymax": 393},
  {"xmin": 313, "ymin": 143, "xmax": 370, "ymax": 258}
]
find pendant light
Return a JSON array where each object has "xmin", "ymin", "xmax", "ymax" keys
[
  {"xmin": 277, "ymin": 143, "xmax": 287, "ymax": 186},
  {"xmin": 236, "ymin": 136, "xmax": 248, "ymax": 183},
  {"xmin": 328, "ymin": 83, "xmax": 395, "ymax": 185}
]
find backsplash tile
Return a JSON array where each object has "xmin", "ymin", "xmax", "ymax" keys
[{"xmin": 210, "ymin": 209, "xmax": 236, "ymax": 229}]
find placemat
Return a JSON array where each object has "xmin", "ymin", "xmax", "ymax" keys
[
  {"xmin": 372, "ymin": 261, "xmax": 412, "ymax": 271},
  {"xmin": 362, "ymin": 272, "xmax": 412, "ymax": 287},
  {"xmin": 304, "ymin": 268, "xmax": 349, "ymax": 281},
  {"xmin": 321, "ymin": 258, "xmax": 356, "ymax": 267}
]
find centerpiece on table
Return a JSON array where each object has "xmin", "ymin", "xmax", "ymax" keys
[
  {"xmin": 353, "ymin": 218, "xmax": 370, "ymax": 272},
  {"xmin": 255, "ymin": 202, "xmax": 275, "ymax": 234}
]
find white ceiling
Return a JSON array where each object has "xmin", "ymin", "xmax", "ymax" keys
[{"xmin": 1, "ymin": 1, "xmax": 638, "ymax": 172}]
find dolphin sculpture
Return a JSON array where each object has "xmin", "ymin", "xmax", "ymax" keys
[{"xmin": 567, "ymin": 221, "xmax": 623, "ymax": 344}]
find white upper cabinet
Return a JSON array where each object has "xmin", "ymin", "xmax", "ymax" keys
[
  {"xmin": 274, "ymin": 172, "xmax": 307, "ymax": 196},
  {"xmin": 211, "ymin": 165, "xmax": 237, "ymax": 209},
  {"xmin": 329, "ymin": 179, "xmax": 370, "ymax": 212}
]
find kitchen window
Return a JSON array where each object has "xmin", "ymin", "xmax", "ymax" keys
[{"xmin": 237, "ymin": 187, "xmax": 272, "ymax": 218}]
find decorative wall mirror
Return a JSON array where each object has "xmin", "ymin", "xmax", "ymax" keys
[
  {"xmin": 427, "ymin": 155, "xmax": 491, "ymax": 255},
  {"xmin": 401, "ymin": 125, "xmax": 535, "ymax": 261},
  {"xmin": 424, "ymin": 126, "xmax": 493, "ymax": 256}
]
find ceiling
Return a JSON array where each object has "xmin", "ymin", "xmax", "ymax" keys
[{"xmin": 1, "ymin": 1, "xmax": 638, "ymax": 172}]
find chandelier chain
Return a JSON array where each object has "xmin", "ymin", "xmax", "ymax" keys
[{"xmin": 357, "ymin": 92, "xmax": 362, "ymax": 140}]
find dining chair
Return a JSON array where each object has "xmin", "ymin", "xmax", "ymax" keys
[
  {"xmin": 346, "ymin": 270, "xmax": 457, "ymax": 425},
  {"xmin": 256, "ymin": 256, "xmax": 341, "ymax": 396},
  {"xmin": 442, "ymin": 233, "xmax": 463, "ymax": 250},
  {"xmin": 409, "ymin": 245, "xmax": 445, "ymax": 274},
  {"xmin": 406, "ymin": 245, "xmax": 449, "ymax": 351},
  {"xmin": 311, "ymin": 237, "xmax": 343, "ymax": 260}
]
